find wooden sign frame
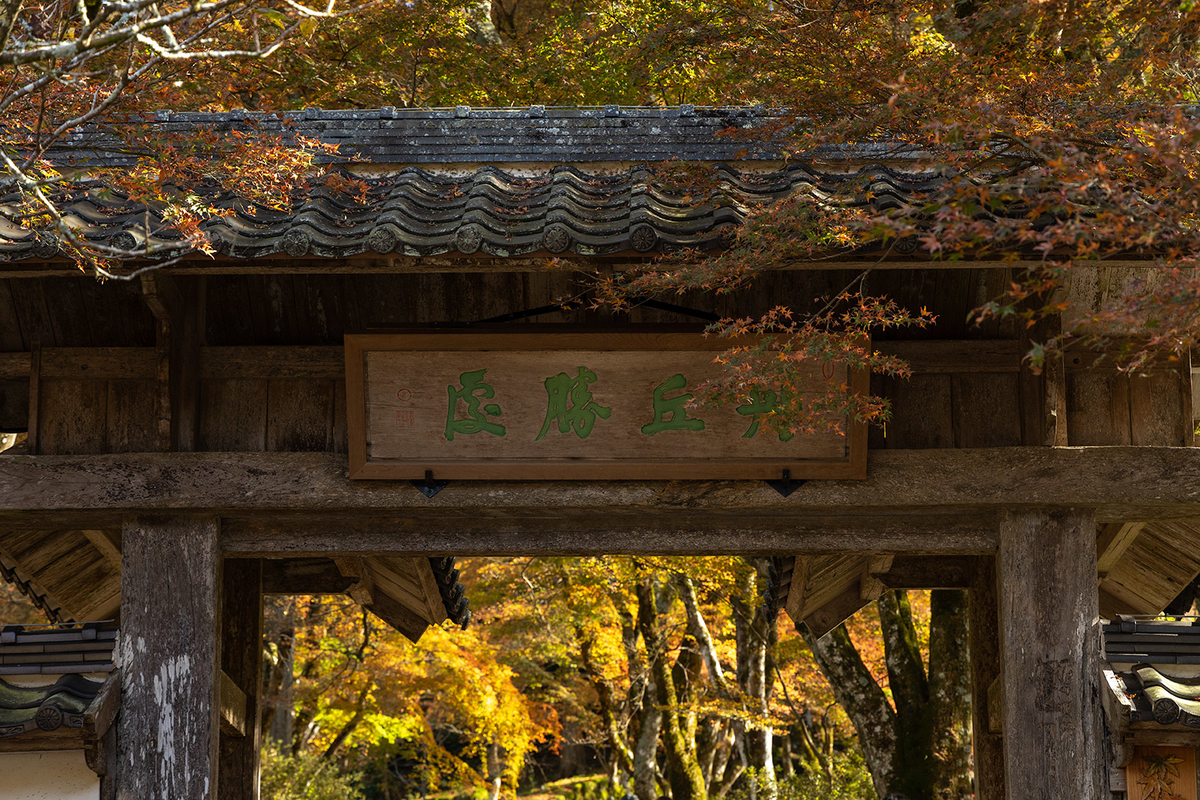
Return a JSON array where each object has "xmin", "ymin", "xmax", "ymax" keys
[{"xmin": 345, "ymin": 331, "xmax": 868, "ymax": 481}]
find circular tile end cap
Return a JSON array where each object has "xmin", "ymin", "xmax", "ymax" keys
[
  {"xmin": 282, "ymin": 229, "xmax": 311, "ymax": 257},
  {"xmin": 455, "ymin": 224, "xmax": 483, "ymax": 255},
  {"xmin": 1153, "ymin": 697, "xmax": 1182, "ymax": 725},
  {"xmin": 35, "ymin": 704, "xmax": 63, "ymax": 732},
  {"xmin": 368, "ymin": 227, "xmax": 397, "ymax": 255},
  {"xmin": 32, "ymin": 233, "xmax": 59, "ymax": 259},
  {"xmin": 630, "ymin": 224, "xmax": 659, "ymax": 253},
  {"xmin": 541, "ymin": 224, "xmax": 572, "ymax": 254}
]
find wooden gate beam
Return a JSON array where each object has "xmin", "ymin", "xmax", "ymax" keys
[
  {"xmin": 0, "ymin": 448, "xmax": 1198, "ymax": 530},
  {"xmin": 221, "ymin": 516, "xmax": 996, "ymax": 556}
]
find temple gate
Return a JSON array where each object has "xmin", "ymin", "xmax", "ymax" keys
[{"xmin": 0, "ymin": 106, "xmax": 1197, "ymax": 799}]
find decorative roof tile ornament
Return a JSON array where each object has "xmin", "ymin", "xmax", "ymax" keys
[
  {"xmin": 368, "ymin": 226, "xmax": 397, "ymax": 254},
  {"xmin": 34, "ymin": 704, "xmax": 64, "ymax": 732},
  {"xmin": 32, "ymin": 234, "xmax": 58, "ymax": 259},
  {"xmin": 110, "ymin": 230, "xmax": 138, "ymax": 252},
  {"xmin": 629, "ymin": 224, "xmax": 659, "ymax": 253},
  {"xmin": 283, "ymin": 229, "xmax": 311, "ymax": 257},
  {"xmin": 455, "ymin": 223, "xmax": 483, "ymax": 255},
  {"xmin": 541, "ymin": 223, "xmax": 572, "ymax": 254}
]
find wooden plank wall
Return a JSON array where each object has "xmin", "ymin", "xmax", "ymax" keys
[
  {"xmin": 1066, "ymin": 352, "xmax": 1194, "ymax": 447},
  {"xmin": 867, "ymin": 342, "xmax": 1026, "ymax": 450},
  {"xmin": 8, "ymin": 350, "xmax": 1194, "ymax": 455},
  {"xmin": 0, "ymin": 270, "xmax": 1191, "ymax": 454}
]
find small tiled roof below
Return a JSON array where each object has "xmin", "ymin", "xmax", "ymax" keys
[
  {"xmin": 0, "ymin": 673, "xmax": 102, "ymax": 739},
  {"xmin": 1115, "ymin": 666, "xmax": 1200, "ymax": 727},
  {"xmin": 1104, "ymin": 618, "xmax": 1200, "ymax": 664},
  {"xmin": 0, "ymin": 623, "xmax": 117, "ymax": 675}
]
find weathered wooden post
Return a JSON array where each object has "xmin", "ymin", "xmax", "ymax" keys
[
  {"xmin": 220, "ymin": 558, "xmax": 264, "ymax": 800},
  {"xmin": 118, "ymin": 515, "xmax": 222, "ymax": 800},
  {"xmin": 969, "ymin": 556, "xmax": 1004, "ymax": 800},
  {"xmin": 997, "ymin": 509, "xmax": 1105, "ymax": 799}
]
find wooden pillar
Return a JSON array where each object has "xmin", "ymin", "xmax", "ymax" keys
[
  {"xmin": 997, "ymin": 509, "xmax": 1104, "ymax": 800},
  {"xmin": 969, "ymin": 556, "xmax": 1004, "ymax": 800},
  {"xmin": 219, "ymin": 558, "xmax": 264, "ymax": 800},
  {"xmin": 118, "ymin": 515, "xmax": 221, "ymax": 800}
]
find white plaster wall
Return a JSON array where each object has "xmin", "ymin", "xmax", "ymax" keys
[{"xmin": 0, "ymin": 750, "xmax": 98, "ymax": 800}]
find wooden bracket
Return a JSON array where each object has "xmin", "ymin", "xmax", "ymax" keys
[
  {"xmin": 987, "ymin": 675, "xmax": 1003, "ymax": 735},
  {"xmin": 805, "ymin": 583, "xmax": 870, "ymax": 639},
  {"xmin": 83, "ymin": 668, "xmax": 121, "ymax": 775},
  {"xmin": 1096, "ymin": 522, "xmax": 1145, "ymax": 580},
  {"xmin": 784, "ymin": 555, "xmax": 811, "ymax": 626},
  {"xmin": 84, "ymin": 530, "xmax": 122, "ymax": 568},
  {"xmin": 262, "ymin": 558, "xmax": 355, "ymax": 594},
  {"xmin": 218, "ymin": 669, "xmax": 247, "ymax": 738},
  {"xmin": 335, "ymin": 557, "xmax": 375, "ymax": 606}
]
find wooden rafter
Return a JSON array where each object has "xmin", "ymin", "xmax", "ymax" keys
[{"xmin": 1096, "ymin": 522, "xmax": 1145, "ymax": 579}]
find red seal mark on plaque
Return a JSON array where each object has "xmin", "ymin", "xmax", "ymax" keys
[
  {"xmin": 396, "ymin": 388, "xmax": 413, "ymax": 402},
  {"xmin": 396, "ymin": 410, "xmax": 415, "ymax": 428}
]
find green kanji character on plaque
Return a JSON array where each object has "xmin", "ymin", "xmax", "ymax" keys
[
  {"xmin": 445, "ymin": 368, "xmax": 505, "ymax": 441},
  {"xmin": 536, "ymin": 366, "xmax": 612, "ymax": 441},
  {"xmin": 641, "ymin": 373, "xmax": 706, "ymax": 434},
  {"xmin": 736, "ymin": 390, "xmax": 794, "ymax": 441}
]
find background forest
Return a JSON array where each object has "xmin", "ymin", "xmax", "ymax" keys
[{"xmin": 2, "ymin": 558, "xmax": 951, "ymax": 800}]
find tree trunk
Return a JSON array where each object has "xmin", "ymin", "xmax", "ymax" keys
[
  {"xmin": 878, "ymin": 591, "xmax": 933, "ymax": 797},
  {"xmin": 636, "ymin": 577, "xmax": 707, "ymax": 800},
  {"xmin": 802, "ymin": 625, "xmax": 897, "ymax": 796},
  {"xmin": 621, "ymin": 589, "xmax": 661, "ymax": 800},
  {"xmin": 734, "ymin": 563, "xmax": 778, "ymax": 800},
  {"xmin": 486, "ymin": 741, "xmax": 505, "ymax": 800},
  {"xmin": 927, "ymin": 590, "xmax": 973, "ymax": 800},
  {"xmin": 467, "ymin": 0, "xmax": 501, "ymax": 45},
  {"xmin": 746, "ymin": 569, "xmax": 778, "ymax": 800},
  {"xmin": 679, "ymin": 575, "xmax": 730, "ymax": 694},
  {"xmin": 322, "ymin": 683, "xmax": 371, "ymax": 761},
  {"xmin": 633, "ymin": 686, "xmax": 662, "ymax": 800},
  {"xmin": 580, "ymin": 630, "xmax": 636, "ymax": 779}
]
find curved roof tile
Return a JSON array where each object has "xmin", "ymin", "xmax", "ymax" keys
[{"xmin": 0, "ymin": 162, "xmax": 945, "ymax": 262}]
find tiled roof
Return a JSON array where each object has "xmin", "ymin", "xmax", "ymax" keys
[
  {"xmin": 0, "ymin": 162, "xmax": 939, "ymax": 261},
  {"xmin": 52, "ymin": 106, "xmax": 794, "ymax": 167},
  {"xmin": 0, "ymin": 624, "xmax": 114, "ymax": 741},
  {"xmin": 0, "ymin": 673, "xmax": 102, "ymax": 739},
  {"xmin": 1104, "ymin": 618, "xmax": 1200, "ymax": 664},
  {"xmin": 0, "ymin": 623, "xmax": 117, "ymax": 675},
  {"xmin": 1113, "ymin": 666, "xmax": 1200, "ymax": 727}
]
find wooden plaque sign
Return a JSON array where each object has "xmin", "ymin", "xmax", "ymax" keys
[{"xmin": 345, "ymin": 332, "xmax": 867, "ymax": 480}]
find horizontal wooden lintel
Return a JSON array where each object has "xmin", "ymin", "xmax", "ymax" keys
[
  {"xmin": 0, "ymin": 340, "xmax": 1035, "ymax": 382},
  {"xmin": 0, "ymin": 449, "xmax": 1195, "ymax": 550},
  {"xmin": 0, "ymin": 257, "xmax": 1169, "ymax": 280},
  {"xmin": 1, "ymin": 340, "xmax": 1186, "ymax": 382}
]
